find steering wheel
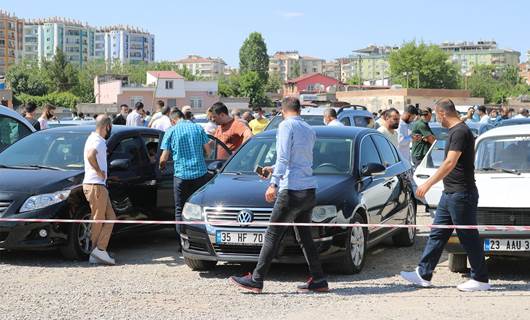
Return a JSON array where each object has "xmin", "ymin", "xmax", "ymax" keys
[{"xmin": 316, "ymin": 163, "xmax": 340, "ymax": 170}]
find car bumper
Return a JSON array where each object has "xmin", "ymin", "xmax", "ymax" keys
[
  {"xmin": 446, "ymin": 231, "xmax": 530, "ymax": 257},
  {"xmin": 180, "ymin": 223, "xmax": 348, "ymax": 264}
]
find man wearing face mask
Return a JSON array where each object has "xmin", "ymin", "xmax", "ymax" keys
[
  {"xmin": 377, "ymin": 108, "xmax": 400, "ymax": 147},
  {"xmin": 397, "ymin": 105, "xmax": 420, "ymax": 164},
  {"xmin": 82, "ymin": 115, "xmax": 116, "ymax": 265}
]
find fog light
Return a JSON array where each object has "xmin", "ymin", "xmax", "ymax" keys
[{"xmin": 38, "ymin": 229, "xmax": 48, "ymax": 238}]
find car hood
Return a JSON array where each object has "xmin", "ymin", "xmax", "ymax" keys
[
  {"xmin": 0, "ymin": 168, "xmax": 83, "ymax": 194},
  {"xmin": 191, "ymin": 173, "xmax": 353, "ymax": 208},
  {"xmin": 476, "ymin": 173, "xmax": 530, "ymax": 208}
]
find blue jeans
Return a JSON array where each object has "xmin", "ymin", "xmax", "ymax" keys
[
  {"xmin": 418, "ymin": 188, "xmax": 488, "ymax": 283},
  {"xmin": 173, "ymin": 174, "xmax": 209, "ymax": 234}
]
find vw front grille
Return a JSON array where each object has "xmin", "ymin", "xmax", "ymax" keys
[{"xmin": 205, "ymin": 207, "xmax": 272, "ymax": 228}]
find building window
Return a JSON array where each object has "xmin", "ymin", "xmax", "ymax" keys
[
  {"xmin": 165, "ymin": 80, "xmax": 174, "ymax": 89},
  {"xmin": 388, "ymin": 99, "xmax": 393, "ymax": 105},
  {"xmin": 190, "ymin": 97, "xmax": 203, "ymax": 109},
  {"xmin": 131, "ymin": 96, "xmax": 144, "ymax": 107}
]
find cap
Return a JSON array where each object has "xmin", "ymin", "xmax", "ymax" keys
[{"xmin": 181, "ymin": 105, "xmax": 192, "ymax": 113}]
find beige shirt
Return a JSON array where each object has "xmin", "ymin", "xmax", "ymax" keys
[{"xmin": 378, "ymin": 126, "xmax": 399, "ymax": 148}]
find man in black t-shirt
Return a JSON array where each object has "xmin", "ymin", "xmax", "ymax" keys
[
  {"xmin": 112, "ymin": 104, "xmax": 129, "ymax": 125},
  {"xmin": 401, "ymin": 99, "xmax": 489, "ymax": 292}
]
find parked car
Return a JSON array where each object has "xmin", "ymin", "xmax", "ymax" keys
[
  {"xmin": 0, "ymin": 105, "xmax": 35, "ymax": 153},
  {"xmin": 47, "ymin": 119, "xmax": 96, "ymax": 128},
  {"xmin": 445, "ymin": 124, "xmax": 530, "ymax": 272},
  {"xmin": 264, "ymin": 106, "xmax": 375, "ymax": 131},
  {"xmin": 0, "ymin": 125, "xmax": 231, "ymax": 259},
  {"xmin": 180, "ymin": 126, "xmax": 417, "ymax": 274},
  {"xmin": 479, "ymin": 117, "xmax": 530, "ymax": 135}
]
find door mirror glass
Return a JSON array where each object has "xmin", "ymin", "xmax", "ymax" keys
[
  {"xmin": 110, "ymin": 158, "xmax": 130, "ymax": 171},
  {"xmin": 361, "ymin": 162, "xmax": 386, "ymax": 177},
  {"xmin": 207, "ymin": 160, "xmax": 224, "ymax": 173}
]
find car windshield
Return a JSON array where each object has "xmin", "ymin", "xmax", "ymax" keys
[
  {"xmin": 223, "ymin": 137, "xmax": 353, "ymax": 175},
  {"xmin": 0, "ymin": 131, "xmax": 89, "ymax": 170},
  {"xmin": 266, "ymin": 115, "xmax": 324, "ymax": 131},
  {"xmin": 475, "ymin": 135, "xmax": 530, "ymax": 173}
]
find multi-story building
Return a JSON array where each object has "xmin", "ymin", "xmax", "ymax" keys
[
  {"xmin": 269, "ymin": 51, "xmax": 325, "ymax": 81},
  {"xmin": 340, "ymin": 45, "xmax": 396, "ymax": 85},
  {"xmin": 174, "ymin": 55, "xmax": 226, "ymax": 79},
  {"xmin": 23, "ymin": 17, "xmax": 96, "ymax": 66},
  {"xmin": 322, "ymin": 60, "xmax": 341, "ymax": 80},
  {"xmin": 95, "ymin": 25, "xmax": 155, "ymax": 64},
  {"xmin": 439, "ymin": 41, "xmax": 520, "ymax": 74},
  {"xmin": 0, "ymin": 10, "xmax": 24, "ymax": 75}
]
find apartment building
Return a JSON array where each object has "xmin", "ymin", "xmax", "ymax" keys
[
  {"xmin": 0, "ymin": 10, "xmax": 24, "ymax": 75},
  {"xmin": 269, "ymin": 51, "xmax": 325, "ymax": 81},
  {"xmin": 174, "ymin": 55, "xmax": 226, "ymax": 79},
  {"xmin": 95, "ymin": 25, "xmax": 155, "ymax": 64},
  {"xmin": 340, "ymin": 45, "xmax": 396, "ymax": 85},
  {"xmin": 23, "ymin": 17, "xmax": 96, "ymax": 66},
  {"xmin": 322, "ymin": 60, "xmax": 341, "ymax": 80}
]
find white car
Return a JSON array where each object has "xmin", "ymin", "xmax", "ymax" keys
[{"xmin": 413, "ymin": 139, "xmax": 446, "ymax": 212}]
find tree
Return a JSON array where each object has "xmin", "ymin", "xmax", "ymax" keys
[
  {"xmin": 239, "ymin": 32, "xmax": 269, "ymax": 84},
  {"xmin": 389, "ymin": 41, "xmax": 460, "ymax": 89},
  {"xmin": 73, "ymin": 60, "xmax": 107, "ymax": 103},
  {"xmin": 43, "ymin": 48, "xmax": 79, "ymax": 92},
  {"xmin": 467, "ymin": 64, "xmax": 530, "ymax": 104},
  {"xmin": 264, "ymin": 72, "xmax": 283, "ymax": 93},
  {"xmin": 290, "ymin": 60, "xmax": 300, "ymax": 79},
  {"xmin": 346, "ymin": 77, "xmax": 362, "ymax": 85},
  {"xmin": 218, "ymin": 73, "xmax": 242, "ymax": 97},
  {"xmin": 239, "ymin": 71, "xmax": 270, "ymax": 107},
  {"xmin": 5, "ymin": 60, "xmax": 49, "ymax": 96}
]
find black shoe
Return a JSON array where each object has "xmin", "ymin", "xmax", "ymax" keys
[
  {"xmin": 229, "ymin": 273, "xmax": 264, "ymax": 293},
  {"xmin": 297, "ymin": 277, "xmax": 329, "ymax": 293}
]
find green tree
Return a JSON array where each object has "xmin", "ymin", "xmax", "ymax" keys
[
  {"xmin": 218, "ymin": 73, "xmax": 241, "ymax": 97},
  {"xmin": 239, "ymin": 32, "xmax": 269, "ymax": 83},
  {"xmin": 73, "ymin": 60, "xmax": 107, "ymax": 103},
  {"xmin": 389, "ymin": 41, "xmax": 460, "ymax": 89},
  {"xmin": 43, "ymin": 48, "xmax": 79, "ymax": 92},
  {"xmin": 264, "ymin": 72, "xmax": 283, "ymax": 93},
  {"xmin": 346, "ymin": 77, "xmax": 362, "ymax": 85},
  {"xmin": 467, "ymin": 65, "xmax": 529, "ymax": 104},
  {"xmin": 5, "ymin": 60, "xmax": 49, "ymax": 96},
  {"xmin": 239, "ymin": 71, "xmax": 270, "ymax": 107},
  {"xmin": 290, "ymin": 60, "xmax": 300, "ymax": 79}
]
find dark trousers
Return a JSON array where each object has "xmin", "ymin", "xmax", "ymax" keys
[
  {"xmin": 174, "ymin": 174, "xmax": 209, "ymax": 233},
  {"xmin": 252, "ymin": 189, "xmax": 325, "ymax": 282},
  {"xmin": 418, "ymin": 188, "xmax": 489, "ymax": 283}
]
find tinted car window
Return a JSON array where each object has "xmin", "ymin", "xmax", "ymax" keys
[
  {"xmin": 340, "ymin": 117, "xmax": 351, "ymax": 126},
  {"xmin": 359, "ymin": 136, "xmax": 382, "ymax": 170},
  {"xmin": 372, "ymin": 134, "xmax": 398, "ymax": 167},
  {"xmin": 354, "ymin": 116, "xmax": 375, "ymax": 128},
  {"xmin": 0, "ymin": 131, "xmax": 88, "ymax": 169},
  {"xmin": 266, "ymin": 115, "xmax": 324, "ymax": 130},
  {"xmin": 110, "ymin": 137, "xmax": 146, "ymax": 166},
  {"xmin": 0, "ymin": 115, "xmax": 33, "ymax": 152}
]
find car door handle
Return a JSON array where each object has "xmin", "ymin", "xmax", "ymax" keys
[
  {"xmin": 383, "ymin": 180, "xmax": 395, "ymax": 188},
  {"xmin": 415, "ymin": 174, "xmax": 430, "ymax": 179}
]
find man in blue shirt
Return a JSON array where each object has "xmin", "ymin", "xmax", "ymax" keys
[
  {"xmin": 159, "ymin": 108, "xmax": 211, "ymax": 249},
  {"xmin": 229, "ymin": 97, "xmax": 328, "ymax": 294}
]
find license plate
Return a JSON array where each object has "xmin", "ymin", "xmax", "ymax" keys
[
  {"xmin": 216, "ymin": 231, "xmax": 264, "ymax": 245},
  {"xmin": 484, "ymin": 239, "xmax": 530, "ymax": 251}
]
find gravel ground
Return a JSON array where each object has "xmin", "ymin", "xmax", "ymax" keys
[{"xmin": 1, "ymin": 207, "xmax": 529, "ymax": 320}]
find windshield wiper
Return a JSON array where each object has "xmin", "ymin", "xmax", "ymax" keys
[
  {"xmin": 223, "ymin": 171, "xmax": 243, "ymax": 175},
  {"xmin": 26, "ymin": 164, "xmax": 64, "ymax": 171},
  {"xmin": 480, "ymin": 167, "xmax": 521, "ymax": 175},
  {"xmin": 0, "ymin": 164, "xmax": 38, "ymax": 170}
]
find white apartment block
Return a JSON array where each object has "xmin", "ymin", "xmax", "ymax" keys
[
  {"xmin": 95, "ymin": 25, "xmax": 155, "ymax": 64},
  {"xmin": 174, "ymin": 55, "xmax": 226, "ymax": 79},
  {"xmin": 269, "ymin": 51, "xmax": 325, "ymax": 81}
]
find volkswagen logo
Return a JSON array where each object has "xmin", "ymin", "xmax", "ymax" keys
[{"xmin": 237, "ymin": 209, "xmax": 254, "ymax": 225}]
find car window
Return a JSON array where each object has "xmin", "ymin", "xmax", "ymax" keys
[
  {"xmin": 110, "ymin": 137, "xmax": 146, "ymax": 166},
  {"xmin": 359, "ymin": 136, "xmax": 382, "ymax": 170},
  {"xmin": 476, "ymin": 135, "xmax": 530, "ymax": 172},
  {"xmin": 354, "ymin": 116, "xmax": 375, "ymax": 128},
  {"xmin": 424, "ymin": 140, "xmax": 446, "ymax": 168},
  {"xmin": 372, "ymin": 134, "xmax": 398, "ymax": 167},
  {"xmin": 207, "ymin": 136, "xmax": 231, "ymax": 161},
  {"xmin": 0, "ymin": 115, "xmax": 33, "ymax": 152},
  {"xmin": 340, "ymin": 117, "xmax": 351, "ymax": 126},
  {"xmin": 141, "ymin": 135, "xmax": 160, "ymax": 165}
]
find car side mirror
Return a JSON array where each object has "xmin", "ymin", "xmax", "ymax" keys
[
  {"xmin": 207, "ymin": 160, "xmax": 224, "ymax": 173},
  {"xmin": 361, "ymin": 163, "xmax": 386, "ymax": 177},
  {"xmin": 109, "ymin": 158, "xmax": 130, "ymax": 171}
]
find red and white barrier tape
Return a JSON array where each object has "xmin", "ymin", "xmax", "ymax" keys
[{"xmin": 0, "ymin": 217, "xmax": 529, "ymax": 231}]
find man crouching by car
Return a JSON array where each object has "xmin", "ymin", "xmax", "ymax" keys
[
  {"xmin": 83, "ymin": 115, "xmax": 116, "ymax": 265},
  {"xmin": 229, "ymin": 97, "xmax": 328, "ymax": 294}
]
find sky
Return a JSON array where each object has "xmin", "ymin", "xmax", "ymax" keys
[{"xmin": 5, "ymin": 0, "xmax": 529, "ymax": 66}]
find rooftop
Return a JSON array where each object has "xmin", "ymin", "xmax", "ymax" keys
[
  {"xmin": 97, "ymin": 25, "xmax": 151, "ymax": 34},
  {"xmin": 175, "ymin": 55, "xmax": 226, "ymax": 64},
  {"xmin": 147, "ymin": 71, "xmax": 184, "ymax": 79}
]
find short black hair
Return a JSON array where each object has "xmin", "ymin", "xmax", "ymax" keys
[
  {"xmin": 24, "ymin": 102, "xmax": 38, "ymax": 114},
  {"xmin": 157, "ymin": 100, "xmax": 165, "ymax": 107},
  {"xmin": 161, "ymin": 106, "xmax": 170, "ymax": 115},
  {"xmin": 383, "ymin": 108, "xmax": 399, "ymax": 119},
  {"xmin": 135, "ymin": 101, "xmax": 144, "ymax": 110},
  {"xmin": 436, "ymin": 99, "xmax": 457, "ymax": 115},
  {"xmin": 184, "ymin": 111, "xmax": 193, "ymax": 120},
  {"xmin": 253, "ymin": 106, "xmax": 263, "ymax": 113},
  {"xmin": 281, "ymin": 97, "xmax": 301, "ymax": 113},
  {"xmin": 419, "ymin": 107, "xmax": 432, "ymax": 116},
  {"xmin": 477, "ymin": 105, "xmax": 487, "ymax": 113},
  {"xmin": 406, "ymin": 105, "xmax": 418, "ymax": 115},
  {"xmin": 324, "ymin": 108, "xmax": 338, "ymax": 118},
  {"xmin": 209, "ymin": 102, "xmax": 229, "ymax": 116},
  {"xmin": 120, "ymin": 104, "xmax": 129, "ymax": 109},
  {"xmin": 170, "ymin": 107, "xmax": 184, "ymax": 120}
]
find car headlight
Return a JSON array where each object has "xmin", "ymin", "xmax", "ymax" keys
[
  {"xmin": 19, "ymin": 190, "xmax": 71, "ymax": 213},
  {"xmin": 182, "ymin": 203, "xmax": 203, "ymax": 221},
  {"xmin": 312, "ymin": 205, "xmax": 337, "ymax": 222}
]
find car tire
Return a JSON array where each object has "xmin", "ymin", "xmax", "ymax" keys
[
  {"xmin": 184, "ymin": 257, "xmax": 217, "ymax": 271},
  {"xmin": 392, "ymin": 201, "xmax": 417, "ymax": 247},
  {"xmin": 335, "ymin": 212, "xmax": 367, "ymax": 275},
  {"xmin": 59, "ymin": 207, "xmax": 92, "ymax": 260},
  {"xmin": 448, "ymin": 253, "xmax": 468, "ymax": 273}
]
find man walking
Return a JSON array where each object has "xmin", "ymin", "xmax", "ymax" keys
[
  {"xmin": 159, "ymin": 108, "xmax": 211, "ymax": 249},
  {"xmin": 83, "ymin": 115, "xmax": 116, "ymax": 265},
  {"xmin": 126, "ymin": 102, "xmax": 144, "ymax": 127},
  {"xmin": 411, "ymin": 107, "xmax": 435, "ymax": 166},
  {"xmin": 397, "ymin": 105, "xmax": 419, "ymax": 163},
  {"xmin": 401, "ymin": 99, "xmax": 489, "ymax": 292},
  {"xmin": 209, "ymin": 102, "xmax": 252, "ymax": 159},
  {"xmin": 323, "ymin": 108, "xmax": 344, "ymax": 127},
  {"xmin": 377, "ymin": 108, "xmax": 400, "ymax": 147},
  {"xmin": 229, "ymin": 97, "xmax": 328, "ymax": 294},
  {"xmin": 249, "ymin": 107, "xmax": 269, "ymax": 134},
  {"xmin": 112, "ymin": 104, "xmax": 129, "ymax": 125}
]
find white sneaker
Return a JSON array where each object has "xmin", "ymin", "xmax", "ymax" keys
[
  {"xmin": 400, "ymin": 267, "xmax": 433, "ymax": 288},
  {"xmin": 91, "ymin": 248, "xmax": 116, "ymax": 265},
  {"xmin": 457, "ymin": 279, "xmax": 491, "ymax": 292},
  {"xmin": 88, "ymin": 254, "xmax": 100, "ymax": 264}
]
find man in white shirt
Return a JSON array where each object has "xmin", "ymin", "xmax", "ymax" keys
[
  {"xmin": 323, "ymin": 108, "xmax": 345, "ymax": 127},
  {"xmin": 82, "ymin": 115, "xmax": 116, "ymax": 265},
  {"xmin": 398, "ymin": 105, "xmax": 420, "ymax": 164},
  {"xmin": 477, "ymin": 105, "xmax": 490, "ymax": 124},
  {"xmin": 148, "ymin": 100, "xmax": 165, "ymax": 127},
  {"xmin": 377, "ymin": 108, "xmax": 400, "ymax": 147},
  {"xmin": 513, "ymin": 108, "xmax": 529, "ymax": 119},
  {"xmin": 151, "ymin": 106, "xmax": 172, "ymax": 131},
  {"xmin": 126, "ymin": 101, "xmax": 145, "ymax": 127}
]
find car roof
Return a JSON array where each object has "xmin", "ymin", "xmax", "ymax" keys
[
  {"xmin": 0, "ymin": 106, "xmax": 36, "ymax": 132},
  {"xmin": 38, "ymin": 124, "xmax": 161, "ymax": 136},
  {"xmin": 477, "ymin": 124, "xmax": 530, "ymax": 142},
  {"xmin": 256, "ymin": 125, "xmax": 370, "ymax": 139},
  {"xmin": 300, "ymin": 107, "xmax": 371, "ymax": 117},
  {"xmin": 499, "ymin": 118, "xmax": 530, "ymax": 126}
]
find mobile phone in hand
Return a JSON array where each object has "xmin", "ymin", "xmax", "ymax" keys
[{"xmin": 255, "ymin": 166, "xmax": 270, "ymax": 178}]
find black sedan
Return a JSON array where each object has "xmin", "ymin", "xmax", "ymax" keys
[
  {"xmin": 0, "ymin": 125, "xmax": 231, "ymax": 259},
  {"xmin": 180, "ymin": 126, "xmax": 417, "ymax": 274}
]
